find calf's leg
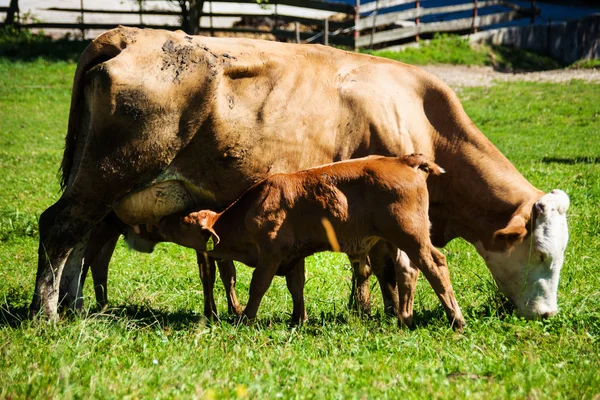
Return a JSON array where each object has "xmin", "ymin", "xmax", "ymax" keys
[
  {"xmin": 197, "ymin": 252, "xmax": 218, "ymax": 319},
  {"xmin": 369, "ymin": 242, "xmax": 400, "ymax": 317},
  {"xmin": 348, "ymin": 254, "xmax": 371, "ymax": 315},
  {"xmin": 243, "ymin": 255, "xmax": 281, "ymax": 321},
  {"xmin": 285, "ymin": 259, "xmax": 307, "ymax": 324},
  {"xmin": 401, "ymin": 244, "xmax": 464, "ymax": 330},
  {"xmin": 216, "ymin": 259, "xmax": 241, "ymax": 316},
  {"xmin": 390, "ymin": 249, "xmax": 419, "ymax": 327}
]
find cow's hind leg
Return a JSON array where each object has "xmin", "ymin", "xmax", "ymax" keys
[
  {"xmin": 31, "ymin": 196, "xmax": 111, "ymax": 320},
  {"xmin": 88, "ymin": 230, "xmax": 120, "ymax": 310},
  {"xmin": 58, "ymin": 233, "xmax": 90, "ymax": 313},
  {"xmin": 58, "ymin": 219, "xmax": 121, "ymax": 312}
]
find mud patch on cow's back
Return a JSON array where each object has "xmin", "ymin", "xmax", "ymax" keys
[{"xmin": 160, "ymin": 39, "xmax": 218, "ymax": 84}]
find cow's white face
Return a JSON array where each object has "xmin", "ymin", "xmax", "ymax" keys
[{"xmin": 475, "ymin": 190, "xmax": 570, "ymax": 319}]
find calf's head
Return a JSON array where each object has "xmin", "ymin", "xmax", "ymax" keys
[
  {"xmin": 158, "ymin": 210, "xmax": 219, "ymax": 250},
  {"xmin": 475, "ymin": 190, "xmax": 570, "ymax": 319}
]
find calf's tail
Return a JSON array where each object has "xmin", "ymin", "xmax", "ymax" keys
[{"xmin": 403, "ymin": 153, "xmax": 445, "ymax": 176}]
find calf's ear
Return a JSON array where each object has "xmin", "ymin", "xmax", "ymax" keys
[
  {"xmin": 194, "ymin": 210, "xmax": 220, "ymax": 245},
  {"xmin": 493, "ymin": 215, "xmax": 528, "ymax": 249}
]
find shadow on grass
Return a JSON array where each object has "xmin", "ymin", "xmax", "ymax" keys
[
  {"xmin": 0, "ymin": 304, "xmax": 30, "ymax": 328},
  {"xmin": 97, "ymin": 304, "xmax": 203, "ymax": 329},
  {"xmin": 541, "ymin": 156, "xmax": 600, "ymax": 165},
  {"xmin": 490, "ymin": 45, "xmax": 564, "ymax": 72},
  {"xmin": 5, "ymin": 296, "xmax": 597, "ymax": 337},
  {"xmin": 0, "ymin": 28, "xmax": 89, "ymax": 62}
]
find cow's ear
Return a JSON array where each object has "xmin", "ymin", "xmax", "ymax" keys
[{"xmin": 493, "ymin": 215, "xmax": 527, "ymax": 248}]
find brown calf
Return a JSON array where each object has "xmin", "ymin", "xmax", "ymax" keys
[{"xmin": 159, "ymin": 154, "xmax": 465, "ymax": 329}]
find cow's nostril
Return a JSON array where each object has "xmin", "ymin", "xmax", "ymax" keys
[
  {"xmin": 541, "ymin": 310, "xmax": 557, "ymax": 319},
  {"xmin": 535, "ymin": 202, "xmax": 546, "ymax": 215}
]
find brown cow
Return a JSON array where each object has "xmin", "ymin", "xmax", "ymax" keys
[
  {"xmin": 33, "ymin": 27, "xmax": 569, "ymax": 322},
  {"xmin": 158, "ymin": 155, "xmax": 465, "ymax": 329}
]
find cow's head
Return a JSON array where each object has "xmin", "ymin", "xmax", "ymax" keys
[{"xmin": 475, "ymin": 190, "xmax": 570, "ymax": 319}]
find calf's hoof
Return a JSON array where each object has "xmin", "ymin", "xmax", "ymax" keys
[{"xmin": 229, "ymin": 305, "xmax": 243, "ymax": 316}]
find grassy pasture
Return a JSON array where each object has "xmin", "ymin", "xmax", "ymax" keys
[{"xmin": 0, "ymin": 57, "xmax": 599, "ymax": 399}]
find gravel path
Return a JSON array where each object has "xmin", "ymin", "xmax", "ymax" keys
[{"xmin": 420, "ymin": 65, "xmax": 600, "ymax": 89}]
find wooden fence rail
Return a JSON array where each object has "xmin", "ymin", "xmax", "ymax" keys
[{"xmin": 1, "ymin": 0, "xmax": 538, "ymax": 50}]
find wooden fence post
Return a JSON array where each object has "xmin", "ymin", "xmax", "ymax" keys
[
  {"xmin": 415, "ymin": 0, "xmax": 420, "ymax": 42},
  {"xmin": 210, "ymin": 1, "xmax": 214, "ymax": 37},
  {"xmin": 354, "ymin": 0, "xmax": 360, "ymax": 51},
  {"xmin": 4, "ymin": 0, "xmax": 19, "ymax": 27},
  {"xmin": 324, "ymin": 18, "xmax": 329, "ymax": 46},
  {"xmin": 295, "ymin": 21, "xmax": 300, "ymax": 43},
  {"xmin": 80, "ymin": 0, "xmax": 85, "ymax": 38},
  {"xmin": 139, "ymin": 0, "xmax": 143, "ymax": 27},
  {"xmin": 472, "ymin": 0, "xmax": 478, "ymax": 34},
  {"xmin": 369, "ymin": 0, "xmax": 379, "ymax": 50}
]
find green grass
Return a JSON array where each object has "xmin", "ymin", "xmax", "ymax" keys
[
  {"xmin": 569, "ymin": 59, "xmax": 600, "ymax": 69},
  {"xmin": 1, "ymin": 57, "xmax": 600, "ymax": 398},
  {"xmin": 367, "ymin": 34, "xmax": 563, "ymax": 71}
]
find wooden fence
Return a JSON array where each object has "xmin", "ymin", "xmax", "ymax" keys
[{"xmin": 1, "ymin": 0, "xmax": 538, "ymax": 50}]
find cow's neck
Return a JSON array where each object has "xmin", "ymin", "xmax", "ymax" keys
[{"xmin": 426, "ymin": 110, "xmax": 543, "ymax": 249}]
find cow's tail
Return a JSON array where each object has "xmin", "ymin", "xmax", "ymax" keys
[
  {"xmin": 60, "ymin": 26, "xmax": 137, "ymax": 191},
  {"xmin": 403, "ymin": 153, "xmax": 445, "ymax": 176}
]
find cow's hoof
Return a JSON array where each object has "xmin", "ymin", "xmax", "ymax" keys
[
  {"xmin": 451, "ymin": 318, "xmax": 466, "ymax": 333},
  {"xmin": 234, "ymin": 314, "xmax": 254, "ymax": 327},
  {"xmin": 28, "ymin": 307, "xmax": 39, "ymax": 320},
  {"xmin": 397, "ymin": 314, "xmax": 414, "ymax": 330},
  {"xmin": 203, "ymin": 310, "xmax": 219, "ymax": 321}
]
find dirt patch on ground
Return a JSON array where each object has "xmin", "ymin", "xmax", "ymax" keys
[{"xmin": 420, "ymin": 65, "xmax": 600, "ymax": 90}]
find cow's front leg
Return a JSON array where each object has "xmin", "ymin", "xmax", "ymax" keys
[
  {"xmin": 197, "ymin": 252, "xmax": 218, "ymax": 319},
  {"xmin": 285, "ymin": 259, "xmax": 307, "ymax": 324},
  {"xmin": 348, "ymin": 254, "xmax": 371, "ymax": 316},
  {"xmin": 242, "ymin": 256, "xmax": 280, "ymax": 321},
  {"xmin": 216, "ymin": 259, "xmax": 241, "ymax": 315},
  {"xmin": 390, "ymin": 249, "xmax": 419, "ymax": 328},
  {"xmin": 88, "ymin": 233, "xmax": 119, "ymax": 310}
]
